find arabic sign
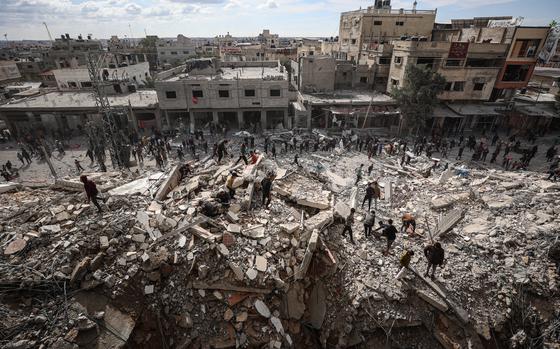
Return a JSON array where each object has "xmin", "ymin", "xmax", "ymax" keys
[
  {"xmin": 538, "ymin": 26, "xmax": 560, "ymax": 64},
  {"xmin": 448, "ymin": 42, "xmax": 469, "ymax": 59}
]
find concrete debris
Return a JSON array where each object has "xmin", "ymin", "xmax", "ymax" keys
[{"xmin": 1, "ymin": 134, "xmax": 559, "ymax": 349}]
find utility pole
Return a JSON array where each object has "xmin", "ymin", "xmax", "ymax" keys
[{"xmin": 86, "ymin": 52, "xmax": 130, "ymax": 171}]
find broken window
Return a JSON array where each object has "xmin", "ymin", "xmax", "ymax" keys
[
  {"xmin": 444, "ymin": 82, "xmax": 452, "ymax": 91},
  {"xmin": 270, "ymin": 89, "xmax": 281, "ymax": 97},
  {"xmin": 166, "ymin": 91, "xmax": 177, "ymax": 99},
  {"xmin": 170, "ymin": 51, "xmax": 178, "ymax": 55},
  {"xmin": 192, "ymin": 90, "xmax": 203, "ymax": 98},
  {"xmin": 379, "ymin": 57, "xmax": 391, "ymax": 65},
  {"xmin": 396, "ymin": 21, "xmax": 404, "ymax": 26},
  {"xmin": 68, "ymin": 81, "xmax": 77, "ymax": 88},
  {"xmin": 453, "ymin": 81, "xmax": 465, "ymax": 91},
  {"xmin": 502, "ymin": 64, "xmax": 530, "ymax": 82},
  {"xmin": 416, "ymin": 57, "xmax": 436, "ymax": 69},
  {"xmin": 394, "ymin": 56, "xmax": 402, "ymax": 64},
  {"xmin": 244, "ymin": 89, "xmax": 255, "ymax": 97},
  {"xmin": 473, "ymin": 83, "xmax": 485, "ymax": 91},
  {"xmin": 81, "ymin": 81, "xmax": 92, "ymax": 88},
  {"xmin": 374, "ymin": 21, "xmax": 382, "ymax": 26},
  {"xmin": 351, "ymin": 39, "xmax": 357, "ymax": 45},
  {"xmin": 183, "ymin": 51, "xmax": 190, "ymax": 54},
  {"xmin": 445, "ymin": 59, "xmax": 462, "ymax": 67},
  {"xmin": 512, "ymin": 39, "xmax": 540, "ymax": 58},
  {"xmin": 219, "ymin": 90, "xmax": 230, "ymax": 98},
  {"xmin": 360, "ymin": 76, "xmax": 368, "ymax": 83},
  {"xmin": 465, "ymin": 58, "xmax": 502, "ymax": 67},
  {"xmin": 391, "ymin": 79, "xmax": 399, "ymax": 86}
]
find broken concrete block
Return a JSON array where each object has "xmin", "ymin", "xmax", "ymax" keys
[
  {"xmin": 70, "ymin": 257, "xmax": 91, "ymax": 285},
  {"xmin": 246, "ymin": 268, "xmax": 258, "ymax": 280},
  {"xmin": 4, "ymin": 238, "xmax": 26, "ymax": 255},
  {"xmin": 236, "ymin": 311, "xmax": 248, "ymax": 322},
  {"xmin": 304, "ymin": 211, "xmax": 333, "ymax": 232},
  {"xmin": 224, "ymin": 309, "xmax": 234, "ymax": 321},
  {"xmin": 218, "ymin": 243, "xmax": 230, "ymax": 256},
  {"xmin": 254, "ymin": 300, "xmax": 271, "ymax": 318},
  {"xmin": 295, "ymin": 230, "xmax": 319, "ymax": 280},
  {"xmin": 177, "ymin": 234, "xmax": 187, "ymax": 247},
  {"xmin": 229, "ymin": 263, "xmax": 244, "ymax": 281},
  {"xmin": 226, "ymin": 211, "xmax": 239, "ymax": 223},
  {"xmin": 99, "ymin": 236, "xmax": 109, "ymax": 249},
  {"xmin": 144, "ymin": 285, "xmax": 154, "ymax": 295},
  {"xmin": 308, "ymin": 281, "xmax": 326, "ymax": 329},
  {"xmin": 227, "ymin": 224, "xmax": 241, "ymax": 234},
  {"xmin": 270, "ymin": 317, "xmax": 284, "ymax": 335},
  {"xmin": 417, "ymin": 290, "xmax": 449, "ymax": 312},
  {"xmin": 132, "ymin": 234, "xmax": 146, "ymax": 243},
  {"xmin": 178, "ymin": 313, "xmax": 193, "ymax": 328},
  {"xmin": 255, "ymin": 255, "xmax": 267, "ymax": 272},
  {"xmin": 56, "ymin": 211, "xmax": 71, "ymax": 222},
  {"xmin": 222, "ymin": 232, "xmax": 236, "ymax": 247},
  {"xmin": 40, "ymin": 224, "xmax": 61, "ymax": 234},
  {"xmin": 279, "ymin": 223, "xmax": 300, "ymax": 234}
]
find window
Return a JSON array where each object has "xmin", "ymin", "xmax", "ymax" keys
[
  {"xmin": 192, "ymin": 90, "xmax": 203, "ymax": 98},
  {"xmin": 219, "ymin": 90, "xmax": 230, "ymax": 98},
  {"xmin": 245, "ymin": 89, "xmax": 255, "ymax": 97},
  {"xmin": 342, "ymin": 72, "xmax": 348, "ymax": 77},
  {"xmin": 512, "ymin": 39, "xmax": 541, "ymax": 58},
  {"xmin": 394, "ymin": 56, "xmax": 402, "ymax": 64},
  {"xmin": 27, "ymin": 65, "xmax": 33, "ymax": 69},
  {"xmin": 473, "ymin": 83, "xmax": 485, "ymax": 91},
  {"xmin": 81, "ymin": 81, "xmax": 92, "ymax": 88},
  {"xmin": 444, "ymin": 82, "xmax": 452, "ymax": 91},
  {"xmin": 183, "ymin": 51, "xmax": 189, "ymax": 54},
  {"xmin": 166, "ymin": 91, "xmax": 177, "ymax": 99},
  {"xmin": 351, "ymin": 39, "xmax": 357, "ymax": 44},
  {"xmin": 374, "ymin": 21, "xmax": 382, "ymax": 26},
  {"xmin": 445, "ymin": 59, "xmax": 462, "ymax": 67},
  {"xmin": 502, "ymin": 64, "xmax": 531, "ymax": 82},
  {"xmin": 360, "ymin": 76, "xmax": 368, "ymax": 83},
  {"xmin": 270, "ymin": 89, "xmax": 281, "ymax": 97},
  {"xmin": 170, "ymin": 51, "xmax": 178, "ymax": 55},
  {"xmin": 391, "ymin": 79, "xmax": 399, "ymax": 87},
  {"xmin": 379, "ymin": 57, "xmax": 391, "ymax": 65},
  {"xmin": 309, "ymin": 51, "xmax": 314, "ymax": 56},
  {"xmin": 396, "ymin": 21, "xmax": 404, "ymax": 26},
  {"xmin": 68, "ymin": 81, "xmax": 78, "ymax": 88},
  {"xmin": 453, "ymin": 81, "xmax": 465, "ymax": 91}
]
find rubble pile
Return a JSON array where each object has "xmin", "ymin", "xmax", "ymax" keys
[{"xmin": 1, "ymin": 145, "xmax": 559, "ymax": 348}]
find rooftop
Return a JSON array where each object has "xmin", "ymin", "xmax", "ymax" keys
[
  {"xmin": 0, "ymin": 90, "xmax": 158, "ymax": 111},
  {"xmin": 300, "ymin": 90, "xmax": 395, "ymax": 105},
  {"xmin": 165, "ymin": 67, "xmax": 286, "ymax": 82}
]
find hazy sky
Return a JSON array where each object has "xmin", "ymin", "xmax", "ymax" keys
[{"xmin": 1, "ymin": 0, "xmax": 558, "ymax": 40}]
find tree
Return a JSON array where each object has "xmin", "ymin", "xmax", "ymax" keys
[
  {"xmin": 550, "ymin": 19, "xmax": 558, "ymax": 27},
  {"xmin": 139, "ymin": 36, "xmax": 157, "ymax": 49},
  {"xmin": 392, "ymin": 64, "xmax": 446, "ymax": 136}
]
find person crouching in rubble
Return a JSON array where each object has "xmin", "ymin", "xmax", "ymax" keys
[
  {"xmin": 424, "ymin": 242, "xmax": 445, "ymax": 279},
  {"xmin": 226, "ymin": 171, "xmax": 239, "ymax": 199},
  {"xmin": 342, "ymin": 208, "xmax": 356, "ymax": 244},
  {"xmin": 261, "ymin": 173, "xmax": 275, "ymax": 208},
  {"xmin": 400, "ymin": 213, "xmax": 417, "ymax": 236},
  {"xmin": 396, "ymin": 249, "xmax": 414, "ymax": 279},
  {"xmin": 80, "ymin": 175, "xmax": 103, "ymax": 213}
]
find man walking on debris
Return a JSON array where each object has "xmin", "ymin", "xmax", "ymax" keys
[
  {"xmin": 424, "ymin": 242, "xmax": 445, "ymax": 278},
  {"xmin": 364, "ymin": 210, "xmax": 375, "ymax": 239},
  {"xmin": 342, "ymin": 208, "xmax": 356, "ymax": 244},
  {"xmin": 225, "ymin": 171, "xmax": 239, "ymax": 199},
  {"xmin": 355, "ymin": 164, "xmax": 364, "ymax": 185},
  {"xmin": 217, "ymin": 139, "xmax": 229, "ymax": 164},
  {"xmin": 271, "ymin": 142, "xmax": 277, "ymax": 159},
  {"xmin": 362, "ymin": 182, "xmax": 374, "ymax": 211},
  {"xmin": 80, "ymin": 175, "xmax": 103, "ymax": 213},
  {"xmin": 235, "ymin": 141, "xmax": 249, "ymax": 165},
  {"xmin": 74, "ymin": 159, "xmax": 85, "ymax": 173},
  {"xmin": 261, "ymin": 173, "xmax": 275, "ymax": 208},
  {"xmin": 372, "ymin": 181, "xmax": 381, "ymax": 209}
]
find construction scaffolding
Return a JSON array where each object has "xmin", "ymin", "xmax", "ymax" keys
[{"xmin": 86, "ymin": 52, "xmax": 131, "ymax": 170}]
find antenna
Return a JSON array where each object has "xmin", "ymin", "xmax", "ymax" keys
[
  {"xmin": 129, "ymin": 24, "xmax": 134, "ymax": 47},
  {"xmin": 43, "ymin": 22, "xmax": 53, "ymax": 42}
]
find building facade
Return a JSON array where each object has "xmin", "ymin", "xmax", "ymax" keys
[
  {"xmin": 155, "ymin": 58, "xmax": 290, "ymax": 131},
  {"xmin": 157, "ymin": 35, "xmax": 197, "ymax": 68}
]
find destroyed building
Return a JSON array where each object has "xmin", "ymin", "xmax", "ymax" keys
[{"xmin": 1, "ymin": 138, "xmax": 559, "ymax": 348}]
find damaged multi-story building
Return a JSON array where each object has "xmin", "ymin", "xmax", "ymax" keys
[
  {"xmin": 157, "ymin": 35, "xmax": 197, "ymax": 69},
  {"xmin": 155, "ymin": 58, "xmax": 290, "ymax": 132}
]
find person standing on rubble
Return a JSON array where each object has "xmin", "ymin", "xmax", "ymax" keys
[
  {"xmin": 364, "ymin": 210, "xmax": 375, "ymax": 239},
  {"xmin": 271, "ymin": 142, "xmax": 277, "ymax": 159},
  {"xmin": 424, "ymin": 242, "xmax": 445, "ymax": 279},
  {"xmin": 261, "ymin": 173, "xmax": 275, "ymax": 208},
  {"xmin": 355, "ymin": 164, "xmax": 364, "ymax": 185},
  {"xmin": 342, "ymin": 208, "xmax": 356, "ymax": 244},
  {"xmin": 293, "ymin": 153, "xmax": 300, "ymax": 166},
  {"xmin": 74, "ymin": 159, "xmax": 85, "ymax": 173},
  {"xmin": 235, "ymin": 141, "xmax": 249, "ymax": 165},
  {"xmin": 367, "ymin": 163, "xmax": 373, "ymax": 177},
  {"xmin": 80, "ymin": 175, "xmax": 103, "ymax": 213},
  {"xmin": 362, "ymin": 182, "xmax": 374, "ymax": 211},
  {"xmin": 226, "ymin": 171, "xmax": 239, "ymax": 199},
  {"xmin": 372, "ymin": 181, "xmax": 381, "ymax": 209},
  {"xmin": 217, "ymin": 139, "xmax": 229, "ymax": 164}
]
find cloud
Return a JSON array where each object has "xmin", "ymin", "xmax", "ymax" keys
[
  {"xmin": 166, "ymin": 0, "xmax": 225, "ymax": 3},
  {"xmin": 125, "ymin": 3, "xmax": 142, "ymax": 14},
  {"xmin": 266, "ymin": 0, "xmax": 278, "ymax": 8}
]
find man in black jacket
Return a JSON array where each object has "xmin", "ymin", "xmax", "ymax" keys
[{"xmin": 424, "ymin": 242, "xmax": 445, "ymax": 278}]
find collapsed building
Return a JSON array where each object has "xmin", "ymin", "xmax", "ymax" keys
[{"xmin": 1, "ymin": 137, "xmax": 559, "ymax": 348}]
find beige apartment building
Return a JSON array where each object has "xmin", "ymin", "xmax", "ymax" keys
[
  {"xmin": 338, "ymin": 0, "xmax": 436, "ymax": 63},
  {"xmin": 155, "ymin": 58, "xmax": 290, "ymax": 131}
]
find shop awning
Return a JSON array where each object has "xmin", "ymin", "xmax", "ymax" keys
[
  {"xmin": 433, "ymin": 105, "xmax": 463, "ymax": 119},
  {"xmin": 515, "ymin": 103, "xmax": 560, "ymax": 118},
  {"xmin": 446, "ymin": 103, "xmax": 503, "ymax": 116},
  {"xmin": 324, "ymin": 105, "xmax": 400, "ymax": 116}
]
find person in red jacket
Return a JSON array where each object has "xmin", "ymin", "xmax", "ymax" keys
[{"xmin": 80, "ymin": 175, "xmax": 102, "ymax": 212}]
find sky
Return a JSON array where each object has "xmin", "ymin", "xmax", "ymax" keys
[{"xmin": 0, "ymin": 0, "xmax": 559, "ymax": 40}]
